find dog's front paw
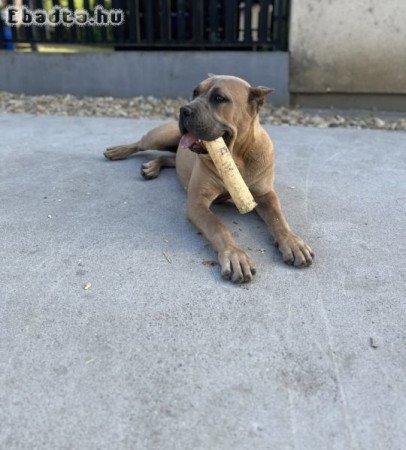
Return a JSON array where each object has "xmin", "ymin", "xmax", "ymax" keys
[
  {"xmin": 276, "ymin": 234, "xmax": 314, "ymax": 267},
  {"xmin": 218, "ymin": 246, "xmax": 256, "ymax": 283},
  {"xmin": 104, "ymin": 145, "xmax": 134, "ymax": 160},
  {"xmin": 141, "ymin": 160, "xmax": 160, "ymax": 179}
]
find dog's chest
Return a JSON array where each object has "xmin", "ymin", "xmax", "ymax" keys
[{"xmin": 234, "ymin": 151, "xmax": 269, "ymax": 184}]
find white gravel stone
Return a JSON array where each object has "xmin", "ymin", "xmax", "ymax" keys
[{"xmin": 0, "ymin": 91, "xmax": 404, "ymax": 131}]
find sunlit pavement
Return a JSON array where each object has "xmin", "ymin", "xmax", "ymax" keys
[{"xmin": 1, "ymin": 114, "xmax": 405, "ymax": 449}]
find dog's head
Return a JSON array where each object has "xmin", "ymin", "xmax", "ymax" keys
[{"xmin": 179, "ymin": 74, "xmax": 273, "ymax": 154}]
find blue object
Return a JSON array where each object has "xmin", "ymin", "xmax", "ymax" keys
[
  {"xmin": 4, "ymin": 23, "xmax": 14, "ymax": 50},
  {"xmin": 1, "ymin": 12, "xmax": 14, "ymax": 50}
]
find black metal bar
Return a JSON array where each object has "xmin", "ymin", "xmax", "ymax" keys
[
  {"xmin": 258, "ymin": 0, "xmax": 269, "ymax": 43},
  {"xmin": 49, "ymin": 0, "xmax": 64, "ymax": 43},
  {"xmin": 208, "ymin": 0, "xmax": 218, "ymax": 43},
  {"xmin": 135, "ymin": 0, "xmax": 141, "ymax": 42},
  {"xmin": 176, "ymin": 0, "xmax": 185, "ymax": 41},
  {"xmin": 32, "ymin": 0, "xmax": 47, "ymax": 43},
  {"xmin": 144, "ymin": 0, "xmax": 154, "ymax": 43},
  {"xmin": 271, "ymin": 0, "xmax": 289, "ymax": 50},
  {"xmin": 128, "ymin": 0, "xmax": 137, "ymax": 42},
  {"xmin": 281, "ymin": 0, "xmax": 290, "ymax": 50},
  {"xmin": 20, "ymin": 0, "xmax": 31, "ymax": 44},
  {"xmin": 113, "ymin": 0, "xmax": 126, "ymax": 43},
  {"xmin": 225, "ymin": 0, "xmax": 237, "ymax": 42},
  {"xmin": 66, "ymin": 0, "xmax": 77, "ymax": 43},
  {"xmin": 159, "ymin": 0, "xmax": 170, "ymax": 41},
  {"xmin": 81, "ymin": 0, "xmax": 93, "ymax": 43},
  {"xmin": 96, "ymin": 0, "xmax": 108, "ymax": 43},
  {"xmin": 243, "ymin": 0, "xmax": 252, "ymax": 43},
  {"xmin": 192, "ymin": 0, "xmax": 203, "ymax": 43},
  {"xmin": 271, "ymin": 0, "xmax": 280, "ymax": 49}
]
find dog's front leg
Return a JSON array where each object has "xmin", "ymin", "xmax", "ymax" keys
[
  {"xmin": 187, "ymin": 167, "xmax": 256, "ymax": 283},
  {"xmin": 256, "ymin": 190, "xmax": 314, "ymax": 267}
]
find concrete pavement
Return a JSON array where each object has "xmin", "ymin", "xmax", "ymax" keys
[{"xmin": 0, "ymin": 114, "xmax": 405, "ymax": 449}]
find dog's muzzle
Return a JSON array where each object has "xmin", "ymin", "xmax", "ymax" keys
[
  {"xmin": 179, "ymin": 105, "xmax": 208, "ymax": 154},
  {"xmin": 179, "ymin": 105, "xmax": 232, "ymax": 154}
]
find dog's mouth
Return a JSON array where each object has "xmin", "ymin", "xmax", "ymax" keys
[
  {"xmin": 179, "ymin": 131, "xmax": 232, "ymax": 154},
  {"xmin": 179, "ymin": 133, "xmax": 206, "ymax": 153}
]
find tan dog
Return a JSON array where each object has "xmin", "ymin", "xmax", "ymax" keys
[{"xmin": 104, "ymin": 75, "xmax": 314, "ymax": 283}]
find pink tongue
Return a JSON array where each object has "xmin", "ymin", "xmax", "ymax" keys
[{"xmin": 179, "ymin": 133, "xmax": 199, "ymax": 149}]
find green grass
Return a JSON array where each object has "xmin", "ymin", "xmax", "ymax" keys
[{"xmin": 15, "ymin": 43, "xmax": 113, "ymax": 53}]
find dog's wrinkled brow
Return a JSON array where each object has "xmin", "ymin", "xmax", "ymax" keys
[
  {"xmin": 209, "ymin": 87, "xmax": 230, "ymax": 101},
  {"xmin": 211, "ymin": 87, "xmax": 226, "ymax": 96}
]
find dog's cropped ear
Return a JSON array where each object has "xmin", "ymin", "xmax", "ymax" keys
[
  {"xmin": 249, "ymin": 86, "xmax": 274, "ymax": 108},
  {"xmin": 207, "ymin": 73, "xmax": 216, "ymax": 78}
]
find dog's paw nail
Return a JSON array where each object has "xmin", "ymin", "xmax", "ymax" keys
[
  {"xmin": 232, "ymin": 274, "xmax": 244, "ymax": 284},
  {"xmin": 141, "ymin": 168, "xmax": 158, "ymax": 179},
  {"xmin": 221, "ymin": 270, "xmax": 231, "ymax": 280}
]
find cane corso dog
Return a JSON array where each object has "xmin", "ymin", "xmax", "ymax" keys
[{"xmin": 104, "ymin": 75, "xmax": 314, "ymax": 283}]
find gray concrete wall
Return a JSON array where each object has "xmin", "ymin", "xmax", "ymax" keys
[
  {"xmin": 289, "ymin": 0, "xmax": 406, "ymax": 110},
  {"xmin": 0, "ymin": 51, "xmax": 289, "ymax": 105}
]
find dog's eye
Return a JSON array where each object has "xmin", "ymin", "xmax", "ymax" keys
[
  {"xmin": 215, "ymin": 95, "xmax": 227, "ymax": 103},
  {"xmin": 192, "ymin": 89, "xmax": 199, "ymax": 98}
]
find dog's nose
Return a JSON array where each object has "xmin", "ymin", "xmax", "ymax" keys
[{"xmin": 180, "ymin": 106, "xmax": 193, "ymax": 118}]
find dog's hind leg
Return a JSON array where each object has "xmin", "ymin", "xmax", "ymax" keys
[
  {"xmin": 104, "ymin": 121, "xmax": 181, "ymax": 160},
  {"xmin": 140, "ymin": 156, "xmax": 176, "ymax": 179}
]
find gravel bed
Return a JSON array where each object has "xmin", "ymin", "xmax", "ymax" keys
[{"xmin": 1, "ymin": 91, "xmax": 405, "ymax": 131}]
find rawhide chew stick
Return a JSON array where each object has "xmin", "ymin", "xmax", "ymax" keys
[{"xmin": 202, "ymin": 137, "xmax": 257, "ymax": 214}]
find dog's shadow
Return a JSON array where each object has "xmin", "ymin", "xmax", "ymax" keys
[{"xmin": 211, "ymin": 202, "xmax": 282, "ymax": 265}]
